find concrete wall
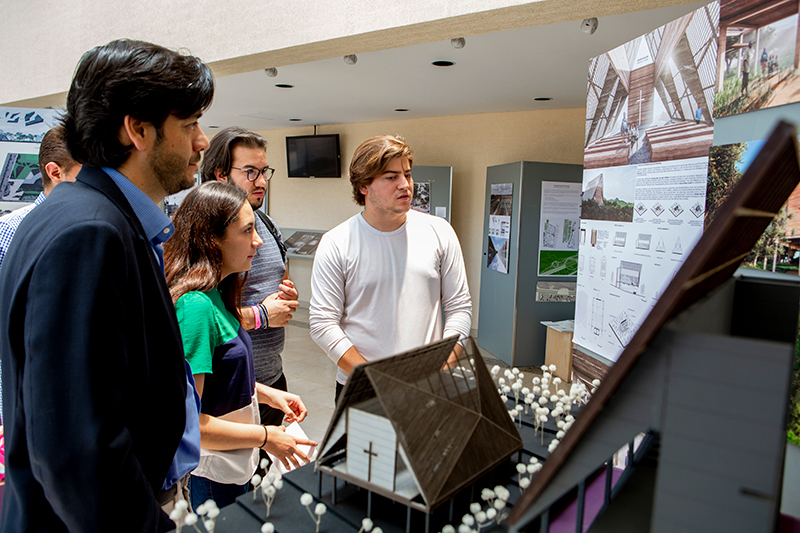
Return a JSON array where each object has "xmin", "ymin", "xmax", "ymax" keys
[{"xmin": 253, "ymin": 106, "xmax": 586, "ymax": 325}]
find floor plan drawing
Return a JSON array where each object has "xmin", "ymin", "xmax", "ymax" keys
[{"xmin": 542, "ymin": 220, "xmax": 557, "ymax": 248}]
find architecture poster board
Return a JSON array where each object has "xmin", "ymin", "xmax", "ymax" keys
[
  {"xmin": 575, "ymin": 3, "xmax": 719, "ymax": 362},
  {"xmin": 538, "ymin": 181, "xmax": 580, "ymax": 276},
  {"xmin": 0, "ymin": 107, "xmax": 62, "ymax": 203},
  {"xmin": 715, "ymin": 0, "xmax": 800, "ymax": 118},
  {"xmin": 574, "ymin": 158, "xmax": 708, "ymax": 361},
  {"xmin": 487, "ymin": 182, "xmax": 512, "ymax": 274}
]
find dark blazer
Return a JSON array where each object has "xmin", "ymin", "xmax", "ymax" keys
[{"xmin": 0, "ymin": 166, "xmax": 187, "ymax": 532}]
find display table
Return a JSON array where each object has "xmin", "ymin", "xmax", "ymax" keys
[
  {"xmin": 170, "ymin": 405, "xmax": 570, "ymax": 532},
  {"xmin": 540, "ymin": 320, "xmax": 574, "ymax": 382}
]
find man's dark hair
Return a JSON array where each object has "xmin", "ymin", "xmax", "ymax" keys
[
  {"xmin": 200, "ymin": 127, "xmax": 268, "ymax": 182},
  {"xmin": 62, "ymin": 39, "xmax": 214, "ymax": 168},
  {"xmin": 38, "ymin": 125, "xmax": 77, "ymax": 188}
]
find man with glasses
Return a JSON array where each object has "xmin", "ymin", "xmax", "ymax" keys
[{"xmin": 202, "ymin": 127, "xmax": 299, "ymax": 428}]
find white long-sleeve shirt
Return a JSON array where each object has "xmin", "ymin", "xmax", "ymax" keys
[{"xmin": 310, "ymin": 209, "xmax": 472, "ymax": 384}]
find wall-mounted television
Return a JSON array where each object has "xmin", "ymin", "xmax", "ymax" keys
[{"xmin": 286, "ymin": 134, "xmax": 341, "ymax": 178}]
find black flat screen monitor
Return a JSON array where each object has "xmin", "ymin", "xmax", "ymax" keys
[{"xmin": 286, "ymin": 134, "xmax": 341, "ymax": 178}]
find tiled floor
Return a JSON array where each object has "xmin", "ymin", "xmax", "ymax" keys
[
  {"xmin": 282, "ymin": 315, "xmax": 337, "ymax": 444},
  {"xmin": 281, "ymin": 308, "xmax": 549, "ymax": 445}
]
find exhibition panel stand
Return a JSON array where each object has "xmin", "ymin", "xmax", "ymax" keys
[
  {"xmin": 409, "ymin": 165, "xmax": 452, "ymax": 222},
  {"xmin": 477, "ymin": 161, "xmax": 582, "ymax": 367}
]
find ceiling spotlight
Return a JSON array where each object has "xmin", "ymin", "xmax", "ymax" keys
[
  {"xmin": 451, "ymin": 37, "xmax": 466, "ymax": 49},
  {"xmin": 581, "ymin": 17, "xmax": 599, "ymax": 35},
  {"xmin": 264, "ymin": 67, "xmax": 278, "ymax": 77},
  {"xmin": 344, "ymin": 54, "xmax": 358, "ymax": 65}
]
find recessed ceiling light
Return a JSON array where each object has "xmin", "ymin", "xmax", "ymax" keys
[
  {"xmin": 207, "ymin": 125, "xmax": 219, "ymax": 129},
  {"xmin": 534, "ymin": 97, "xmax": 553, "ymax": 101},
  {"xmin": 275, "ymin": 84, "xmax": 294, "ymax": 88},
  {"xmin": 289, "ymin": 118, "xmax": 302, "ymax": 121},
  {"xmin": 432, "ymin": 60, "xmax": 454, "ymax": 67},
  {"xmin": 395, "ymin": 108, "xmax": 409, "ymax": 112}
]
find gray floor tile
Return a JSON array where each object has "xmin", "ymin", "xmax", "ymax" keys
[{"xmin": 282, "ymin": 324, "xmax": 336, "ymax": 444}]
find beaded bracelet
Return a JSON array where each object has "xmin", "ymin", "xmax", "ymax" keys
[{"xmin": 252, "ymin": 304, "xmax": 262, "ymax": 330}]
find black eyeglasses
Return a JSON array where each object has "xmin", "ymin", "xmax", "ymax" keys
[{"xmin": 231, "ymin": 166, "xmax": 275, "ymax": 182}]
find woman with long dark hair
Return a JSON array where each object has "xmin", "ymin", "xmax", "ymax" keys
[{"xmin": 164, "ymin": 181, "xmax": 315, "ymax": 509}]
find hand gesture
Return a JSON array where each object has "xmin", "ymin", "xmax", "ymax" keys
[
  {"xmin": 261, "ymin": 292, "xmax": 299, "ymax": 327},
  {"xmin": 277, "ymin": 279, "xmax": 298, "ymax": 301},
  {"xmin": 262, "ymin": 425, "xmax": 317, "ymax": 470},
  {"xmin": 258, "ymin": 385, "xmax": 308, "ymax": 423}
]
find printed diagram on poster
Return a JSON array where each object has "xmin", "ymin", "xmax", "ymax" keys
[
  {"xmin": 575, "ymin": 157, "xmax": 709, "ymax": 361},
  {"xmin": 487, "ymin": 183, "xmax": 512, "ymax": 274},
  {"xmin": 574, "ymin": 3, "xmax": 719, "ymax": 363},
  {"xmin": 715, "ymin": 0, "xmax": 800, "ymax": 119},
  {"xmin": 538, "ymin": 181, "xmax": 581, "ymax": 276},
  {"xmin": 0, "ymin": 108, "xmax": 63, "ymax": 203},
  {"xmin": 535, "ymin": 281, "xmax": 577, "ymax": 302},
  {"xmin": 411, "ymin": 182, "xmax": 431, "ymax": 214}
]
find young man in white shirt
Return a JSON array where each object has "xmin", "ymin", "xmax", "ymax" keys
[{"xmin": 309, "ymin": 135, "xmax": 472, "ymax": 399}]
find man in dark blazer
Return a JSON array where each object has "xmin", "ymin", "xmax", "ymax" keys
[{"xmin": 0, "ymin": 40, "xmax": 214, "ymax": 532}]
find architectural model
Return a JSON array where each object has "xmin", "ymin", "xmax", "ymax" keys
[{"xmin": 315, "ymin": 336, "xmax": 522, "ymax": 514}]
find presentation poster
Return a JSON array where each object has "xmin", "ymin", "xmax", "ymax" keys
[
  {"xmin": 538, "ymin": 181, "xmax": 581, "ymax": 276},
  {"xmin": 487, "ymin": 183, "xmax": 512, "ymax": 274},
  {"xmin": 0, "ymin": 107, "xmax": 63, "ymax": 205},
  {"xmin": 575, "ymin": 3, "xmax": 719, "ymax": 362},
  {"xmin": 574, "ymin": 157, "xmax": 708, "ymax": 361}
]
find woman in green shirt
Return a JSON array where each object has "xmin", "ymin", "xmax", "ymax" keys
[{"xmin": 164, "ymin": 182, "xmax": 315, "ymax": 509}]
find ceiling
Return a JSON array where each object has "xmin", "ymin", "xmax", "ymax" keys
[{"xmin": 200, "ymin": 2, "xmax": 708, "ymax": 132}]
